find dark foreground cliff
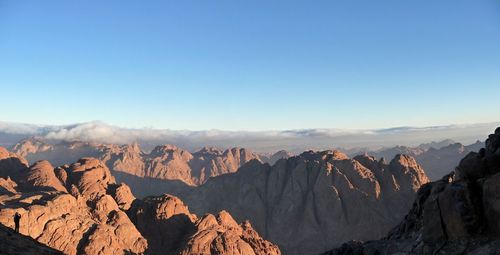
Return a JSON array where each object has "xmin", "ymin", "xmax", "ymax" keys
[
  {"xmin": 323, "ymin": 127, "xmax": 500, "ymax": 255},
  {"xmin": 0, "ymin": 222, "xmax": 63, "ymax": 255}
]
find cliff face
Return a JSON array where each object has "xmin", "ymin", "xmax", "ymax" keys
[
  {"xmin": 0, "ymin": 147, "xmax": 279, "ymax": 255},
  {"xmin": 181, "ymin": 150, "xmax": 429, "ymax": 255},
  {"xmin": 324, "ymin": 127, "xmax": 500, "ymax": 254}
]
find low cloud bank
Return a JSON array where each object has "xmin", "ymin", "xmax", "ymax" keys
[{"xmin": 0, "ymin": 121, "xmax": 498, "ymax": 153}]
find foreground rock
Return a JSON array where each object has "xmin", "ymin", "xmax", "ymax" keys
[
  {"xmin": 324, "ymin": 127, "xmax": 500, "ymax": 254},
  {"xmin": 128, "ymin": 194, "xmax": 281, "ymax": 255},
  {"xmin": 0, "ymin": 222, "xmax": 63, "ymax": 255},
  {"xmin": 0, "ymin": 153, "xmax": 147, "ymax": 255},
  {"xmin": 182, "ymin": 150, "xmax": 429, "ymax": 255}
]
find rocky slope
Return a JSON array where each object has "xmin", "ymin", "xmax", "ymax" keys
[
  {"xmin": 179, "ymin": 150, "xmax": 429, "ymax": 255},
  {"xmin": 0, "ymin": 222, "xmax": 63, "ymax": 255},
  {"xmin": 324, "ymin": 127, "xmax": 500, "ymax": 254},
  {"xmin": 0, "ymin": 148, "xmax": 279, "ymax": 255}
]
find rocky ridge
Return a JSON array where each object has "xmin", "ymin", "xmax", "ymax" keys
[
  {"xmin": 12, "ymin": 139, "xmax": 291, "ymax": 189},
  {"xmin": 351, "ymin": 140, "xmax": 484, "ymax": 180}
]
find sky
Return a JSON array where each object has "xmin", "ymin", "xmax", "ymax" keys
[{"xmin": 0, "ymin": 0, "xmax": 499, "ymax": 131}]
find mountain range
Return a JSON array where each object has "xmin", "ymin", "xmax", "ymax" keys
[
  {"xmin": 1, "ymin": 138, "xmax": 429, "ymax": 254},
  {"xmin": 1, "ymin": 127, "xmax": 497, "ymax": 254},
  {"xmin": 349, "ymin": 139, "xmax": 484, "ymax": 180},
  {"xmin": 323, "ymin": 127, "xmax": 500, "ymax": 254}
]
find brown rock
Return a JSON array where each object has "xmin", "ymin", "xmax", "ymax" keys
[
  {"xmin": 65, "ymin": 158, "xmax": 116, "ymax": 199},
  {"xmin": 180, "ymin": 211, "xmax": 281, "ymax": 255},
  {"xmin": 128, "ymin": 194, "xmax": 198, "ymax": 254},
  {"xmin": 0, "ymin": 155, "xmax": 148, "ymax": 255},
  {"xmin": 128, "ymin": 194, "xmax": 280, "ymax": 255},
  {"xmin": 23, "ymin": 160, "xmax": 67, "ymax": 192},
  {"xmin": 109, "ymin": 183, "xmax": 136, "ymax": 210},
  {"xmin": 0, "ymin": 146, "xmax": 29, "ymax": 182},
  {"xmin": 0, "ymin": 177, "xmax": 18, "ymax": 194}
]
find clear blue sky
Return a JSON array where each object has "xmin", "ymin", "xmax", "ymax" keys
[{"xmin": 1, "ymin": 0, "xmax": 499, "ymax": 130}]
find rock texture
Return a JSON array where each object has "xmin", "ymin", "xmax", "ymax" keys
[
  {"xmin": 181, "ymin": 150, "xmax": 429, "ymax": 255},
  {"xmin": 128, "ymin": 194, "xmax": 281, "ymax": 255},
  {"xmin": 0, "ymin": 147, "xmax": 279, "ymax": 255},
  {"xmin": 324, "ymin": 127, "xmax": 500, "ymax": 254},
  {"xmin": 0, "ymin": 151, "xmax": 147, "ymax": 255}
]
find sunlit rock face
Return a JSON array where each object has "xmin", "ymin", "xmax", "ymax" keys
[
  {"xmin": 0, "ymin": 152, "xmax": 147, "ymax": 255},
  {"xmin": 182, "ymin": 150, "xmax": 429, "ymax": 255}
]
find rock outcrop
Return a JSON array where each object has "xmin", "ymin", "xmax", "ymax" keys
[
  {"xmin": 324, "ymin": 127, "xmax": 500, "ymax": 254},
  {"xmin": 0, "ymin": 151, "xmax": 148, "ymax": 255},
  {"xmin": 0, "ymin": 147, "xmax": 280, "ymax": 255},
  {"xmin": 22, "ymin": 160, "xmax": 67, "ymax": 192},
  {"xmin": 128, "ymin": 194, "xmax": 280, "ymax": 255},
  {"xmin": 181, "ymin": 150, "xmax": 429, "ymax": 255}
]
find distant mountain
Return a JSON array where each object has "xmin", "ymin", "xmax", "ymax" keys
[
  {"xmin": 0, "ymin": 147, "xmax": 279, "ymax": 255},
  {"xmin": 323, "ymin": 127, "xmax": 500, "ymax": 254},
  {"xmin": 416, "ymin": 138, "xmax": 456, "ymax": 150},
  {"xmin": 180, "ymin": 150, "xmax": 429, "ymax": 255},
  {"xmin": 10, "ymin": 138, "xmax": 293, "ymax": 197},
  {"xmin": 350, "ymin": 140, "xmax": 484, "ymax": 180}
]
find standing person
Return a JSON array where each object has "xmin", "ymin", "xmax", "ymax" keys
[{"xmin": 14, "ymin": 212, "xmax": 21, "ymax": 233}]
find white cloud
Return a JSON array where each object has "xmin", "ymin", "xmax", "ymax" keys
[{"xmin": 0, "ymin": 120, "xmax": 498, "ymax": 153}]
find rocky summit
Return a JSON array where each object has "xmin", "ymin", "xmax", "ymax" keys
[
  {"xmin": 324, "ymin": 127, "xmax": 500, "ymax": 254},
  {"xmin": 0, "ymin": 148, "xmax": 279, "ymax": 255}
]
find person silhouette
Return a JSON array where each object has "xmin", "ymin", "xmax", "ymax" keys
[{"xmin": 14, "ymin": 212, "xmax": 21, "ymax": 233}]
